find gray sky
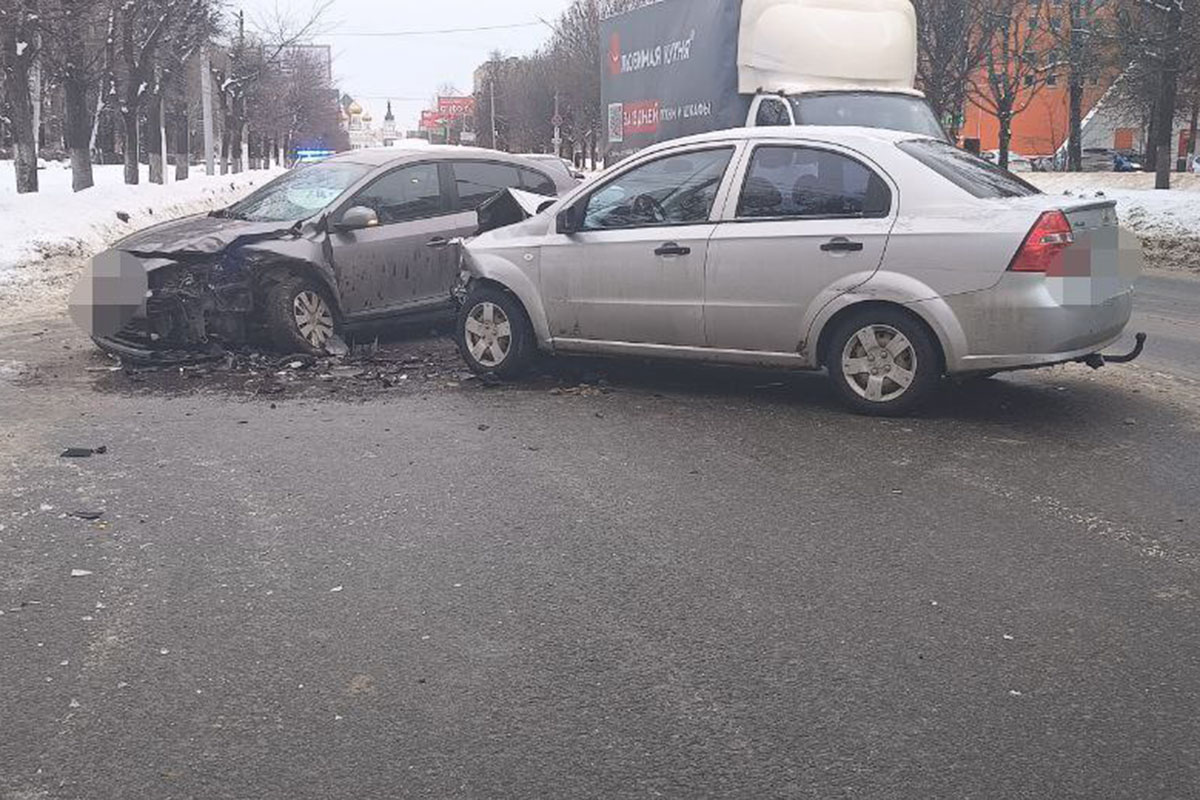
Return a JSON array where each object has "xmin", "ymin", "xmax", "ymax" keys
[{"xmin": 240, "ymin": 0, "xmax": 574, "ymax": 133}]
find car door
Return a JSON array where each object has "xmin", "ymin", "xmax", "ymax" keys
[
  {"xmin": 538, "ymin": 146, "xmax": 738, "ymax": 347},
  {"xmin": 704, "ymin": 143, "xmax": 897, "ymax": 353},
  {"xmin": 329, "ymin": 161, "xmax": 460, "ymax": 317}
]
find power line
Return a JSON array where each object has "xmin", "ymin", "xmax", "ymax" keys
[{"xmin": 324, "ymin": 21, "xmax": 543, "ymax": 38}]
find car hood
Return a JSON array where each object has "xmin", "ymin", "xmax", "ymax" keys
[{"xmin": 114, "ymin": 213, "xmax": 301, "ymax": 258}]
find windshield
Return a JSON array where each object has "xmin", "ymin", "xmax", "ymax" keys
[
  {"xmin": 790, "ymin": 93, "xmax": 948, "ymax": 140},
  {"xmin": 222, "ymin": 161, "xmax": 372, "ymax": 222},
  {"xmin": 898, "ymin": 139, "xmax": 1040, "ymax": 199}
]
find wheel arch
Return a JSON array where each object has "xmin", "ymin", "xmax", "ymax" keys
[
  {"xmin": 815, "ymin": 300, "xmax": 948, "ymax": 374},
  {"xmin": 462, "ymin": 251, "xmax": 552, "ymax": 346},
  {"xmin": 249, "ymin": 257, "xmax": 343, "ymax": 321}
]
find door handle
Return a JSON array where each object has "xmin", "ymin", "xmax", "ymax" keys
[
  {"xmin": 654, "ymin": 242, "xmax": 691, "ymax": 257},
  {"xmin": 426, "ymin": 237, "xmax": 450, "ymax": 249},
  {"xmin": 821, "ymin": 238, "xmax": 864, "ymax": 253}
]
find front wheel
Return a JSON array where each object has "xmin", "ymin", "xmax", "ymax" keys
[
  {"xmin": 264, "ymin": 274, "xmax": 338, "ymax": 354},
  {"xmin": 826, "ymin": 309, "xmax": 940, "ymax": 416},
  {"xmin": 455, "ymin": 285, "xmax": 535, "ymax": 378}
]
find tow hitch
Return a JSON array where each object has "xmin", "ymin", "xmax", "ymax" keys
[{"xmin": 1080, "ymin": 332, "xmax": 1147, "ymax": 369}]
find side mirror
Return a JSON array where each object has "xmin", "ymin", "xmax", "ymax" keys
[
  {"xmin": 556, "ymin": 203, "xmax": 582, "ymax": 235},
  {"xmin": 536, "ymin": 199, "xmax": 556, "ymax": 215},
  {"xmin": 336, "ymin": 206, "xmax": 379, "ymax": 232}
]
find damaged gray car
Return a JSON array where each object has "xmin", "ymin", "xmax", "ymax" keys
[{"xmin": 70, "ymin": 147, "xmax": 574, "ymax": 363}]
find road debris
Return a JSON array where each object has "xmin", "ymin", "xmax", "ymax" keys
[
  {"xmin": 69, "ymin": 510, "xmax": 104, "ymax": 521},
  {"xmin": 61, "ymin": 446, "xmax": 107, "ymax": 458},
  {"xmin": 69, "ymin": 569, "xmax": 93, "ymax": 578}
]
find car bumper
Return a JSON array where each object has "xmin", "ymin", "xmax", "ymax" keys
[{"xmin": 927, "ymin": 274, "xmax": 1135, "ymax": 374}]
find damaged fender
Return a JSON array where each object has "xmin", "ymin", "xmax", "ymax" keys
[{"xmin": 460, "ymin": 247, "xmax": 555, "ymax": 347}]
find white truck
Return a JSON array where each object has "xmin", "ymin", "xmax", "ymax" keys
[{"xmin": 601, "ymin": 0, "xmax": 945, "ymax": 161}]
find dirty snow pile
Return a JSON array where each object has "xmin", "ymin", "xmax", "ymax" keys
[
  {"xmin": 1029, "ymin": 173, "xmax": 1200, "ymax": 272},
  {"xmin": 0, "ymin": 160, "xmax": 283, "ymax": 319}
]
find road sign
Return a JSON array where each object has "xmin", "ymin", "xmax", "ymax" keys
[{"xmin": 551, "ymin": 114, "xmax": 563, "ymax": 127}]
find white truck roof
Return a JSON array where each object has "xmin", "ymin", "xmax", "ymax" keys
[{"xmin": 737, "ymin": 0, "xmax": 920, "ymax": 95}]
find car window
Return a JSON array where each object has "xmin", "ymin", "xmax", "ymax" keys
[
  {"xmin": 736, "ymin": 145, "xmax": 892, "ymax": 219},
  {"xmin": 225, "ymin": 161, "xmax": 372, "ymax": 222},
  {"xmin": 581, "ymin": 148, "xmax": 734, "ymax": 230},
  {"xmin": 349, "ymin": 163, "xmax": 445, "ymax": 224},
  {"xmin": 755, "ymin": 98, "xmax": 792, "ymax": 127},
  {"xmin": 897, "ymin": 139, "xmax": 1040, "ymax": 199},
  {"xmin": 520, "ymin": 167, "xmax": 558, "ymax": 196},
  {"xmin": 453, "ymin": 161, "xmax": 524, "ymax": 209}
]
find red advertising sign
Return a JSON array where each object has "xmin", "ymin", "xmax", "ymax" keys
[
  {"xmin": 437, "ymin": 96, "xmax": 476, "ymax": 119},
  {"xmin": 420, "ymin": 110, "xmax": 448, "ymax": 130},
  {"xmin": 622, "ymin": 100, "xmax": 660, "ymax": 135}
]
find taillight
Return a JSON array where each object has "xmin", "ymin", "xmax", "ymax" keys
[{"xmin": 1009, "ymin": 210, "xmax": 1074, "ymax": 273}]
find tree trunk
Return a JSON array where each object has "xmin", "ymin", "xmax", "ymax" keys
[
  {"xmin": 63, "ymin": 77, "xmax": 94, "ymax": 192},
  {"xmin": 147, "ymin": 96, "xmax": 164, "ymax": 184},
  {"xmin": 230, "ymin": 122, "xmax": 244, "ymax": 174},
  {"xmin": 1154, "ymin": 2, "xmax": 1183, "ymax": 189},
  {"xmin": 998, "ymin": 111, "xmax": 1012, "ymax": 171},
  {"xmin": 220, "ymin": 125, "xmax": 230, "ymax": 174},
  {"xmin": 1068, "ymin": 76, "xmax": 1084, "ymax": 172},
  {"xmin": 1187, "ymin": 99, "xmax": 1199, "ymax": 173},
  {"xmin": 123, "ymin": 112, "xmax": 140, "ymax": 184},
  {"xmin": 175, "ymin": 111, "xmax": 189, "ymax": 181},
  {"xmin": 2, "ymin": 25, "xmax": 39, "ymax": 193}
]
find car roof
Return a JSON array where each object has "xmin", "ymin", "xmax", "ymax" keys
[
  {"xmin": 651, "ymin": 125, "xmax": 930, "ymax": 151},
  {"xmin": 327, "ymin": 145, "xmax": 546, "ymax": 168}
]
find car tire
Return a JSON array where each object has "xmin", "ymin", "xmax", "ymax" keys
[
  {"xmin": 264, "ymin": 274, "xmax": 338, "ymax": 354},
  {"xmin": 456, "ymin": 285, "xmax": 534, "ymax": 378},
  {"xmin": 826, "ymin": 308, "xmax": 940, "ymax": 416}
]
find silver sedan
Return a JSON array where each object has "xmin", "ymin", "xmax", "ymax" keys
[{"xmin": 454, "ymin": 126, "xmax": 1144, "ymax": 415}]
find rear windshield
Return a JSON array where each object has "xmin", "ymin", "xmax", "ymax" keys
[
  {"xmin": 790, "ymin": 93, "xmax": 948, "ymax": 140},
  {"xmin": 898, "ymin": 139, "xmax": 1041, "ymax": 199}
]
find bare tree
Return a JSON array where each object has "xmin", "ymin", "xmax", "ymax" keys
[
  {"xmin": 969, "ymin": 0, "xmax": 1052, "ymax": 169},
  {"xmin": 0, "ymin": 0, "xmax": 41, "ymax": 193},
  {"xmin": 1039, "ymin": 0, "xmax": 1115, "ymax": 171},
  {"xmin": 39, "ymin": 0, "xmax": 113, "ymax": 191},
  {"xmin": 912, "ymin": 0, "xmax": 994, "ymax": 139}
]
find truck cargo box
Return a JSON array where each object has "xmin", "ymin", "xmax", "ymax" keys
[{"xmin": 600, "ymin": 0, "xmax": 921, "ymax": 160}]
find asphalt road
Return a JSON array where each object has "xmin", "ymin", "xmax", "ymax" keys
[
  {"xmin": 2, "ymin": 274, "xmax": 1199, "ymax": 800},
  {"xmin": 1132, "ymin": 270, "xmax": 1200, "ymax": 381}
]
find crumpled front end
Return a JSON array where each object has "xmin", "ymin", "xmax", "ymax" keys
[{"xmin": 94, "ymin": 254, "xmax": 257, "ymax": 364}]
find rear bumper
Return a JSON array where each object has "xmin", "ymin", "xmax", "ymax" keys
[{"xmin": 926, "ymin": 274, "xmax": 1135, "ymax": 374}]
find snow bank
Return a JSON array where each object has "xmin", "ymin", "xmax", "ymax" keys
[
  {"xmin": 1029, "ymin": 174, "xmax": 1200, "ymax": 272},
  {"xmin": 0, "ymin": 161, "xmax": 283, "ymax": 273},
  {"xmin": 0, "ymin": 161, "xmax": 283, "ymax": 321}
]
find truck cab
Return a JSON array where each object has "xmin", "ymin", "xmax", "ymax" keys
[
  {"xmin": 747, "ymin": 91, "xmax": 947, "ymax": 140},
  {"xmin": 740, "ymin": 0, "xmax": 945, "ymax": 139}
]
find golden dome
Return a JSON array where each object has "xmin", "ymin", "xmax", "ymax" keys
[
  {"xmin": 347, "ymin": 100, "xmax": 363, "ymax": 115},
  {"xmin": 362, "ymin": 112, "xmax": 374, "ymax": 122}
]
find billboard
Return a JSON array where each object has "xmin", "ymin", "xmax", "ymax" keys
[
  {"xmin": 438, "ymin": 96, "xmax": 476, "ymax": 119},
  {"xmin": 600, "ymin": 0, "xmax": 745, "ymax": 160},
  {"xmin": 420, "ymin": 110, "xmax": 448, "ymax": 130}
]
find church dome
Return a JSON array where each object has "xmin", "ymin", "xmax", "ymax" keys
[{"xmin": 347, "ymin": 100, "xmax": 363, "ymax": 115}]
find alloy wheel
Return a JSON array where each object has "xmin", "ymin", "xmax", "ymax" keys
[
  {"xmin": 464, "ymin": 301, "xmax": 512, "ymax": 368},
  {"xmin": 841, "ymin": 324, "xmax": 918, "ymax": 403}
]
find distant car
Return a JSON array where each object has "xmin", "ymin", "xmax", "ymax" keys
[
  {"xmin": 75, "ymin": 147, "xmax": 575, "ymax": 362},
  {"xmin": 454, "ymin": 126, "xmax": 1143, "ymax": 415},
  {"xmin": 522, "ymin": 153, "xmax": 585, "ymax": 182},
  {"xmin": 982, "ymin": 150, "xmax": 1034, "ymax": 172}
]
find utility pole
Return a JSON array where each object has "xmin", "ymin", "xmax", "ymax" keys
[
  {"xmin": 552, "ymin": 91, "xmax": 562, "ymax": 156},
  {"xmin": 490, "ymin": 72, "xmax": 498, "ymax": 150},
  {"xmin": 200, "ymin": 43, "xmax": 216, "ymax": 175}
]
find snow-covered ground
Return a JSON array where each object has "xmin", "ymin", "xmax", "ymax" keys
[
  {"xmin": 0, "ymin": 161, "xmax": 283, "ymax": 320},
  {"xmin": 1028, "ymin": 173, "xmax": 1200, "ymax": 272}
]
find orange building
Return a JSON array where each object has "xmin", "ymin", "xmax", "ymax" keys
[{"xmin": 960, "ymin": 77, "xmax": 1112, "ymax": 157}]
